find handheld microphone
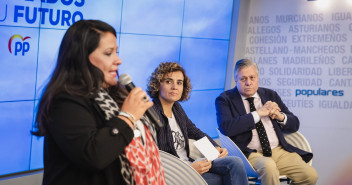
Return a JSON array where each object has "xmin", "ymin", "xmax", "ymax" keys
[{"xmin": 119, "ymin": 73, "xmax": 163, "ymax": 128}]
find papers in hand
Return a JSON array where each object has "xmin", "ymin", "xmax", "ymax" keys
[{"xmin": 193, "ymin": 136, "xmax": 220, "ymax": 161}]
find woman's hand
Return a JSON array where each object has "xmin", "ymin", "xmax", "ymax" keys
[
  {"xmin": 216, "ymin": 147, "xmax": 228, "ymax": 158},
  {"xmin": 119, "ymin": 87, "xmax": 153, "ymax": 122},
  {"xmin": 190, "ymin": 159, "xmax": 212, "ymax": 175}
]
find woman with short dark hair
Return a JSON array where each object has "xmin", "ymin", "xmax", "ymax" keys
[{"xmin": 147, "ymin": 62, "xmax": 248, "ymax": 185}]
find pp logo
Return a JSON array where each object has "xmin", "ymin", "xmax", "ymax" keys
[{"xmin": 8, "ymin": 35, "xmax": 31, "ymax": 56}]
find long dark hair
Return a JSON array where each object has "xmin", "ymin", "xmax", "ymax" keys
[{"xmin": 32, "ymin": 20, "xmax": 121, "ymax": 136}]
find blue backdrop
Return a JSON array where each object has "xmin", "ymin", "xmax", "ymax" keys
[{"xmin": 0, "ymin": 0, "xmax": 233, "ymax": 175}]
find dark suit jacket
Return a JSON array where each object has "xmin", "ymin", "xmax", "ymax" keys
[
  {"xmin": 152, "ymin": 98, "xmax": 218, "ymax": 161},
  {"xmin": 215, "ymin": 87, "xmax": 312, "ymax": 163},
  {"xmin": 43, "ymin": 93, "xmax": 134, "ymax": 185}
]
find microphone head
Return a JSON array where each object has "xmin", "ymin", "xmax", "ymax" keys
[{"xmin": 119, "ymin": 73, "xmax": 132, "ymax": 86}]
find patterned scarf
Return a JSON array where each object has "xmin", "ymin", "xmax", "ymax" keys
[{"xmin": 94, "ymin": 88, "xmax": 161, "ymax": 185}]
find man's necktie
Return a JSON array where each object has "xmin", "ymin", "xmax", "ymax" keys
[{"xmin": 246, "ymin": 97, "xmax": 272, "ymax": 157}]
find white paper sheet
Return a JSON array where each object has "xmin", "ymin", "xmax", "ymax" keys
[{"xmin": 193, "ymin": 136, "xmax": 220, "ymax": 161}]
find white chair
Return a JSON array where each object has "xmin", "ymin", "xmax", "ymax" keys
[
  {"xmin": 283, "ymin": 131, "xmax": 313, "ymax": 165},
  {"xmin": 158, "ymin": 150, "xmax": 208, "ymax": 185},
  {"xmin": 216, "ymin": 128, "xmax": 312, "ymax": 184}
]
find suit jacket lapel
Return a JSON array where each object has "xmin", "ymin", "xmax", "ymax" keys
[{"xmin": 230, "ymin": 87, "xmax": 247, "ymax": 116}]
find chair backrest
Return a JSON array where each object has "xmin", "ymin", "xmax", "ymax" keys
[
  {"xmin": 283, "ymin": 131, "xmax": 313, "ymax": 165},
  {"xmin": 217, "ymin": 129, "xmax": 312, "ymax": 184},
  {"xmin": 216, "ymin": 128, "xmax": 258, "ymax": 178},
  {"xmin": 158, "ymin": 150, "xmax": 208, "ymax": 185}
]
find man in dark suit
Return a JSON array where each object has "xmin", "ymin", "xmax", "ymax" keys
[{"xmin": 215, "ymin": 59, "xmax": 318, "ymax": 185}]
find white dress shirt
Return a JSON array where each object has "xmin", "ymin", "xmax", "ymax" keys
[{"xmin": 241, "ymin": 93, "xmax": 285, "ymax": 151}]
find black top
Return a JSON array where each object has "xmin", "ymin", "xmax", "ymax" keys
[
  {"xmin": 42, "ymin": 93, "xmax": 134, "ymax": 185},
  {"xmin": 152, "ymin": 98, "xmax": 218, "ymax": 161}
]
